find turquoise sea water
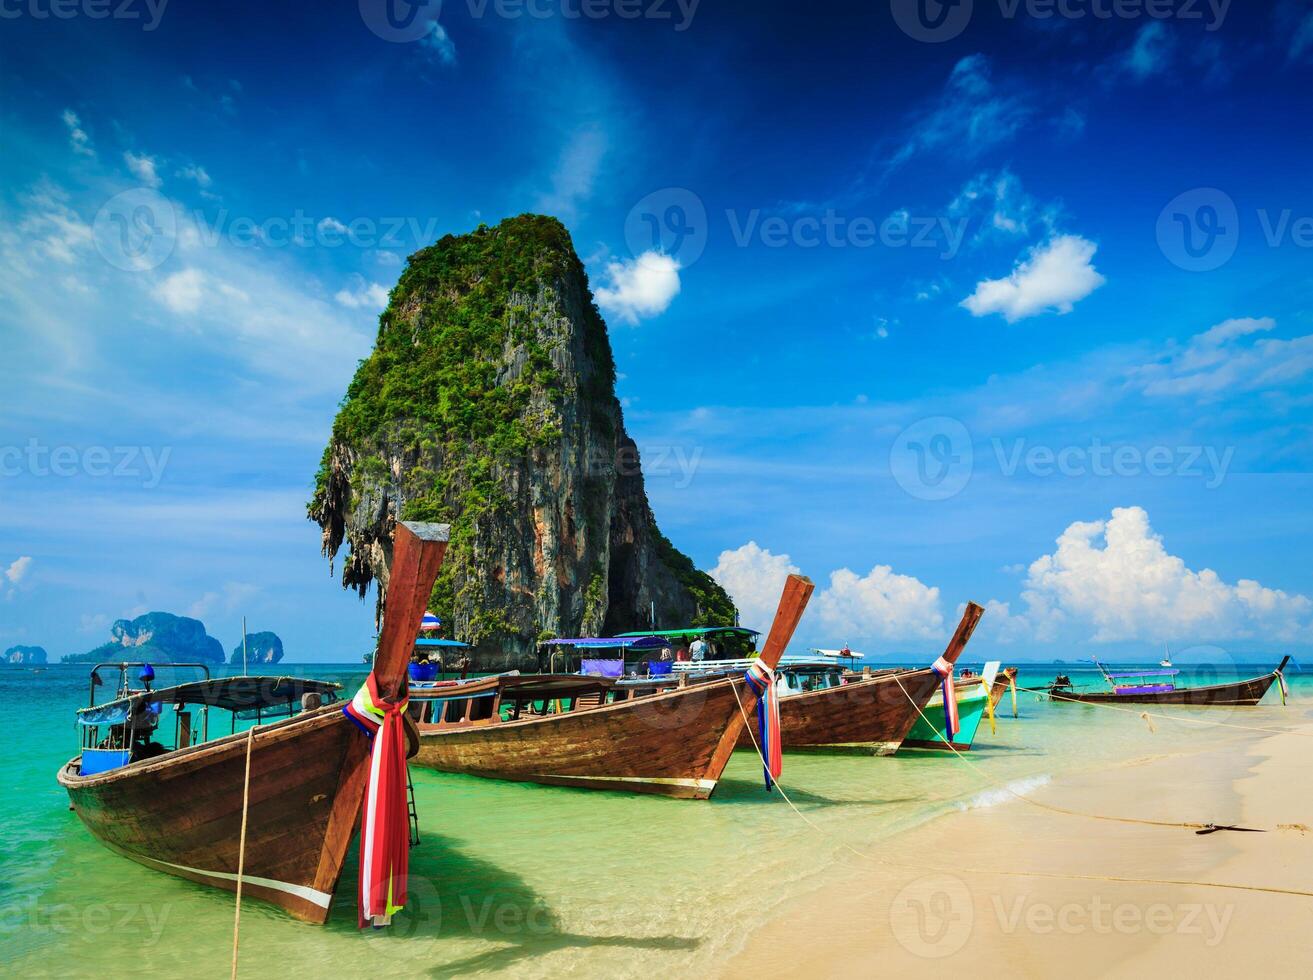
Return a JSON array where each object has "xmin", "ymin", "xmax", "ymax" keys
[{"xmin": 2, "ymin": 661, "xmax": 1308, "ymax": 977}]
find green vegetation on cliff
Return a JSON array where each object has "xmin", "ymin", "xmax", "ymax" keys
[{"xmin": 310, "ymin": 214, "xmax": 734, "ymax": 658}]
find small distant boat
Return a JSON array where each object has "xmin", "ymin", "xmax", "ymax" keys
[
  {"xmin": 1160, "ymin": 645, "xmax": 1173, "ymax": 669},
  {"xmin": 409, "ymin": 575, "xmax": 814, "ymax": 798},
  {"xmin": 58, "ymin": 521, "xmax": 450, "ymax": 922},
  {"xmin": 1049, "ymin": 656, "xmax": 1290, "ymax": 706},
  {"xmin": 902, "ymin": 661, "xmax": 1000, "ymax": 752}
]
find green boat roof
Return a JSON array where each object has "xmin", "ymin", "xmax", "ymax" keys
[{"xmin": 616, "ymin": 626, "xmax": 759, "ymax": 639}]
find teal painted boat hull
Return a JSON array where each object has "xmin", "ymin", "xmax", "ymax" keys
[{"xmin": 901, "ymin": 689, "xmax": 990, "ymax": 751}]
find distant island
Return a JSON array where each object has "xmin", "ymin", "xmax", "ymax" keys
[
  {"xmin": 229, "ymin": 631, "xmax": 284, "ymax": 665},
  {"xmin": 4, "ymin": 644, "xmax": 47, "ymax": 665},
  {"xmin": 62, "ymin": 612, "xmax": 225, "ymax": 664}
]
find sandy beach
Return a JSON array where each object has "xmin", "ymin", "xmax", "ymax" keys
[{"xmin": 727, "ymin": 713, "xmax": 1313, "ymax": 978}]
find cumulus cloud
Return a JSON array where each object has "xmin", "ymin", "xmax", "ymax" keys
[
  {"xmin": 710, "ymin": 542, "xmax": 943, "ymax": 642},
  {"xmin": 961, "ymin": 234, "xmax": 1106, "ymax": 322},
  {"xmin": 594, "ymin": 251, "xmax": 681, "ymax": 325},
  {"xmin": 709, "ymin": 542, "xmax": 802, "ymax": 631},
  {"xmin": 124, "ymin": 151, "xmax": 162, "ymax": 188},
  {"xmin": 152, "ymin": 268, "xmax": 206, "ymax": 314},
  {"xmin": 334, "ymin": 278, "xmax": 390, "ymax": 310},
  {"xmin": 5, "ymin": 556, "xmax": 32, "ymax": 584},
  {"xmin": 1020, "ymin": 506, "xmax": 1311, "ymax": 642},
  {"xmin": 1132, "ymin": 317, "xmax": 1313, "ymax": 401},
  {"xmin": 62, "ymin": 109, "xmax": 94, "ymax": 157}
]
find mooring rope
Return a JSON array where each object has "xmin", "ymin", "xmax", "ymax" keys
[
  {"xmin": 728, "ymin": 675, "xmax": 1313, "ymax": 901},
  {"xmin": 231, "ymin": 726, "xmax": 255, "ymax": 980}
]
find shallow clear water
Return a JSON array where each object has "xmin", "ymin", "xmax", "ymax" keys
[{"xmin": 2, "ymin": 661, "xmax": 1307, "ymax": 977}]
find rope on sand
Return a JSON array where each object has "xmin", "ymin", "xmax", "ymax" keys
[
  {"xmin": 231, "ymin": 726, "xmax": 255, "ymax": 980},
  {"xmin": 729, "ymin": 677, "xmax": 1313, "ymax": 901}
]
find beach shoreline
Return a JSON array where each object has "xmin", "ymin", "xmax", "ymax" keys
[{"xmin": 723, "ymin": 711, "xmax": 1313, "ymax": 978}]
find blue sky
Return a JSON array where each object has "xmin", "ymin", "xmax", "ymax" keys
[{"xmin": 2, "ymin": 0, "xmax": 1310, "ymax": 663}]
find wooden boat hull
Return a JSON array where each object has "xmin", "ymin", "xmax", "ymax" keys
[
  {"xmin": 734, "ymin": 669, "xmax": 942, "ymax": 755},
  {"xmin": 902, "ymin": 687, "xmax": 991, "ymax": 752},
  {"xmin": 58, "ymin": 705, "xmax": 364, "ymax": 923},
  {"xmin": 415, "ymin": 676, "xmax": 755, "ymax": 798},
  {"xmin": 1054, "ymin": 671, "xmax": 1280, "ymax": 706},
  {"xmin": 988, "ymin": 667, "xmax": 1018, "ymax": 714}
]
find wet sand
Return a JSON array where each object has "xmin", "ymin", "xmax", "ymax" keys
[{"xmin": 725, "ymin": 716, "xmax": 1313, "ymax": 978}]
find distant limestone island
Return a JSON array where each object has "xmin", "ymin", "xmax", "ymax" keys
[
  {"xmin": 230, "ymin": 631, "xmax": 284, "ymax": 665},
  {"xmin": 4, "ymin": 645, "xmax": 48, "ymax": 665},
  {"xmin": 59, "ymin": 611, "xmax": 284, "ymax": 666}
]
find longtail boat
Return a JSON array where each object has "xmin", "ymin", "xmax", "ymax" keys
[
  {"xmin": 988, "ymin": 666, "xmax": 1019, "ymax": 717},
  {"xmin": 1048, "ymin": 656, "xmax": 1290, "ymax": 706},
  {"xmin": 622, "ymin": 602, "xmax": 986, "ymax": 756},
  {"xmin": 902, "ymin": 661, "xmax": 1000, "ymax": 751},
  {"xmin": 751, "ymin": 603, "xmax": 985, "ymax": 754},
  {"xmin": 57, "ymin": 521, "xmax": 450, "ymax": 923},
  {"xmin": 409, "ymin": 575, "xmax": 815, "ymax": 798}
]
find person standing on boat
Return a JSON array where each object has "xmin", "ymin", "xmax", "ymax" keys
[{"xmin": 689, "ymin": 636, "xmax": 707, "ymax": 662}]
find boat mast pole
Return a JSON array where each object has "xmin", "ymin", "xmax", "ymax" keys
[{"xmin": 242, "ymin": 616, "xmax": 248, "ymax": 674}]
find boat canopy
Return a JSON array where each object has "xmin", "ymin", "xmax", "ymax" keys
[
  {"xmin": 538, "ymin": 636, "xmax": 666, "ymax": 649},
  {"xmin": 1104, "ymin": 668, "xmax": 1179, "ymax": 678},
  {"xmin": 415, "ymin": 638, "xmax": 472, "ymax": 649},
  {"xmin": 615, "ymin": 627, "xmax": 760, "ymax": 640},
  {"xmin": 77, "ymin": 677, "xmax": 342, "ymax": 726}
]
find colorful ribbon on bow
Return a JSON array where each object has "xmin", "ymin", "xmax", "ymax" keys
[
  {"xmin": 1275, "ymin": 670, "xmax": 1288, "ymax": 706},
  {"xmin": 930, "ymin": 656, "xmax": 959, "ymax": 744},
  {"xmin": 343, "ymin": 672, "xmax": 411, "ymax": 928},
  {"xmin": 743, "ymin": 660, "xmax": 782, "ymax": 791}
]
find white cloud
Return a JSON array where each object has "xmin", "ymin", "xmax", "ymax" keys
[
  {"xmin": 948, "ymin": 169, "xmax": 1056, "ymax": 242},
  {"xmin": 1132, "ymin": 317, "xmax": 1313, "ymax": 401},
  {"xmin": 124, "ymin": 151, "xmax": 163, "ymax": 188},
  {"xmin": 594, "ymin": 251, "xmax": 681, "ymax": 325},
  {"xmin": 709, "ymin": 542, "xmax": 802, "ymax": 631},
  {"xmin": 317, "ymin": 216, "xmax": 348, "ymax": 236},
  {"xmin": 813, "ymin": 565, "xmax": 943, "ymax": 641},
  {"xmin": 710, "ymin": 542, "xmax": 943, "ymax": 642},
  {"xmin": 178, "ymin": 164, "xmax": 212, "ymax": 188},
  {"xmin": 334, "ymin": 278, "xmax": 390, "ymax": 310},
  {"xmin": 152, "ymin": 268, "xmax": 206, "ymax": 314},
  {"xmin": 1021, "ymin": 506, "xmax": 1312, "ymax": 642},
  {"xmin": 5, "ymin": 556, "xmax": 32, "ymax": 585},
  {"xmin": 1123, "ymin": 22, "xmax": 1174, "ymax": 79},
  {"xmin": 422, "ymin": 21, "xmax": 457, "ymax": 64},
  {"xmin": 535, "ymin": 126, "xmax": 607, "ymax": 222},
  {"xmin": 888, "ymin": 55, "xmax": 1030, "ymax": 174},
  {"xmin": 62, "ymin": 109, "xmax": 94, "ymax": 157},
  {"xmin": 187, "ymin": 581, "xmax": 259, "ymax": 621},
  {"xmin": 17, "ymin": 184, "xmax": 92, "ymax": 265},
  {"xmin": 961, "ymin": 234, "xmax": 1106, "ymax": 322}
]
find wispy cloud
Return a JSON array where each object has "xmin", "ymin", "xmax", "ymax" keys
[
  {"xmin": 534, "ymin": 126, "xmax": 607, "ymax": 223},
  {"xmin": 124, "ymin": 151, "xmax": 162, "ymax": 188},
  {"xmin": 61, "ymin": 110, "xmax": 94, "ymax": 157}
]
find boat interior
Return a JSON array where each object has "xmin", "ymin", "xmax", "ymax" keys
[{"xmin": 72, "ymin": 662, "xmax": 342, "ymax": 776}]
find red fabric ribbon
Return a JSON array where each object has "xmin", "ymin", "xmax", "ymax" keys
[
  {"xmin": 931, "ymin": 656, "xmax": 959, "ymax": 743},
  {"xmin": 343, "ymin": 672, "xmax": 411, "ymax": 928}
]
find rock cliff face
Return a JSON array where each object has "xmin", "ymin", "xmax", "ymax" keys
[
  {"xmin": 310, "ymin": 215, "xmax": 734, "ymax": 669},
  {"xmin": 62, "ymin": 612, "xmax": 225, "ymax": 664},
  {"xmin": 229, "ymin": 631, "xmax": 284, "ymax": 665},
  {"xmin": 4, "ymin": 645, "xmax": 47, "ymax": 665}
]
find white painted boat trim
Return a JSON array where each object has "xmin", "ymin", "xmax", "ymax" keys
[
  {"xmin": 146, "ymin": 856, "xmax": 332, "ymax": 908},
  {"xmin": 545, "ymin": 774, "xmax": 717, "ymax": 791}
]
